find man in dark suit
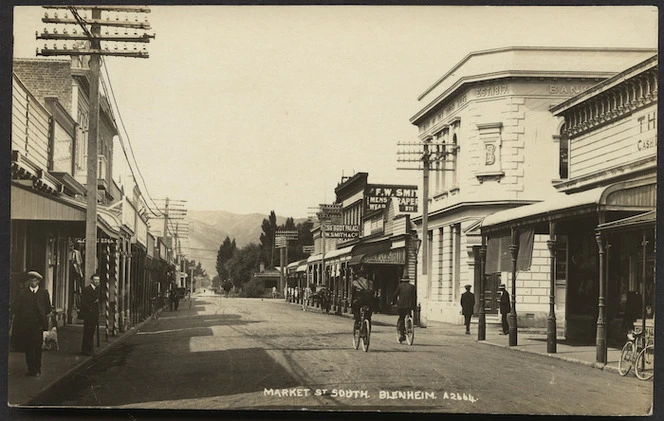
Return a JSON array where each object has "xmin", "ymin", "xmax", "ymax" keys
[
  {"xmin": 391, "ymin": 277, "xmax": 416, "ymax": 343},
  {"xmin": 80, "ymin": 274, "xmax": 101, "ymax": 356},
  {"xmin": 10, "ymin": 271, "xmax": 51, "ymax": 376},
  {"xmin": 499, "ymin": 283, "xmax": 511, "ymax": 335},
  {"xmin": 351, "ymin": 266, "xmax": 374, "ymax": 327},
  {"xmin": 460, "ymin": 284, "xmax": 475, "ymax": 335}
]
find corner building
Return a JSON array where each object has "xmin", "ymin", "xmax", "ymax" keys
[{"xmin": 410, "ymin": 47, "xmax": 656, "ymax": 325}]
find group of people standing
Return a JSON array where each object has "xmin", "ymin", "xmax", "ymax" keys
[
  {"xmin": 10, "ymin": 271, "xmax": 101, "ymax": 377},
  {"xmin": 460, "ymin": 282, "xmax": 511, "ymax": 335}
]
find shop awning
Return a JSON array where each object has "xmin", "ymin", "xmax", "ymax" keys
[
  {"xmin": 348, "ymin": 238, "xmax": 392, "ymax": 266},
  {"xmin": 11, "ymin": 183, "xmax": 85, "ymax": 221},
  {"xmin": 481, "ymin": 178, "xmax": 655, "ymax": 232},
  {"xmin": 596, "ymin": 210, "xmax": 655, "ymax": 234},
  {"xmin": 324, "ymin": 245, "xmax": 354, "ymax": 260},
  {"xmin": 97, "ymin": 207, "xmax": 122, "ymax": 238}
]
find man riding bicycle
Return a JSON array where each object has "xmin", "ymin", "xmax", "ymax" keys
[
  {"xmin": 391, "ymin": 276, "xmax": 416, "ymax": 343},
  {"xmin": 351, "ymin": 265, "xmax": 374, "ymax": 329}
]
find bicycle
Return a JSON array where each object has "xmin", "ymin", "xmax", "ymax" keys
[
  {"xmin": 635, "ymin": 343, "xmax": 654, "ymax": 380},
  {"xmin": 352, "ymin": 305, "xmax": 371, "ymax": 352},
  {"xmin": 396, "ymin": 310, "xmax": 415, "ymax": 345},
  {"xmin": 618, "ymin": 329, "xmax": 649, "ymax": 376}
]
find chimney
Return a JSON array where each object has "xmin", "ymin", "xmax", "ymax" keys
[{"xmin": 259, "ymin": 262, "xmax": 265, "ymax": 273}]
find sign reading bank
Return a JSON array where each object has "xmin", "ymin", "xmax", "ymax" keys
[{"xmin": 365, "ymin": 184, "xmax": 418, "ymax": 213}]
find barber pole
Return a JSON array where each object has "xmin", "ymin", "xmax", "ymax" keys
[
  {"xmin": 105, "ymin": 243, "xmax": 110, "ymax": 341},
  {"xmin": 113, "ymin": 241, "xmax": 120, "ymax": 336}
]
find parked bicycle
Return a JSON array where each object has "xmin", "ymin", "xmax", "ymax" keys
[
  {"xmin": 634, "ymin": 343, "xmax": 654, "ymax": 380},
  {"xmin": 396, "ymin": 310, "xmax": 415, "ymax": 345},
  {"xmin": 619, "ymin": 328, "xmax": 653, "ymax": 379},
  {"xmin": 353, "ymin": 305, "xmax": 371, "ymax": 352}
]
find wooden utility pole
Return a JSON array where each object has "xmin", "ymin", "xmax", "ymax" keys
[
  {"xmin": 84, "ymin": 8, "xmax": 101, "ymax": 284},
  {"xmin": 38, "ymin": 6, "xmax": 154, "ymax": 285},
  {"xmin": 162, "ymin": 197, "xmax": 170, "ymax": 247},
  {"xmin": 397, "ymin": 137, "xmax": 457, "ymax": 328}
]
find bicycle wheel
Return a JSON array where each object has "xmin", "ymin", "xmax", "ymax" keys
[
  {"xmin": 396, "ymin": 318, "xmax": 403, "ymax": 343},
  {"xmin": 635, "ymin": 345, "xmax": 654, "ymax": 380},
  {"xmin": 618, "ymin": 341, "xmax": 635, "ymax": 376},
  {"xmin": 353, "ymin": 320, "xmax": 361, "ymax": 350},
  {"xmin": 406, "ymin": 316, "xmax": 414, "ymax": 346},
  {"xmin": 361, "ymin": 319, "xmax": 371, "ymax": 352}
]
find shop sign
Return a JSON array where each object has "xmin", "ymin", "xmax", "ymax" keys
[
  {"xmin": 365, "ymin": 184, "xmax": 418, "ymax": 213},
  {"xmin": 276, "ymin": 229, "xmax": 298, "ymax": 240},
  {"xmin": 325, "ymin": 223, "xmax": 360, "ymax": 239},
  {"xmin": 363, "ymin": 249, "xmax": 405, "ymax": 265},
  {"xmin": 317, "ymin": 203, "xmax": 342, "ymax": 221},
  {"xmin": 136, "ymin": 216, "xmax": 148, "ymax": 246},
  {"xmin": 303, "ymin": 245, "xmax": 315, "ymax": 253}
]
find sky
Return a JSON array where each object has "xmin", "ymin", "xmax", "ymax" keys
[{"xmin": 12, "ymin": 5, "xmax": 658, "ymax": 218}]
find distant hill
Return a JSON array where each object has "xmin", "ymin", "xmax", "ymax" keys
[{"xmin": 186, "ymin": 210, "xmax": 307, "ymax": 276}]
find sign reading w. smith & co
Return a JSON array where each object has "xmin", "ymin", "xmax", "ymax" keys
[
  {"xmin": 325, "ymin": 224, "xmax": 360, "ymax": 239},
  {"xmin": 365, "ymin": 184, "xmax": 418, "ymax": 213}
]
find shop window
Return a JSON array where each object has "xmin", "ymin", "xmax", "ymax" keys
[
  {"xmin": 555, "ymin": 235, "xmax": 568, "ymax": 284},
  {"xmin": 567, "ymin": 231, "xmax": 598, "ymax": 316}
]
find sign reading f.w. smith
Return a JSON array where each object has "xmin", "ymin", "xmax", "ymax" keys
[{"xmin": 365, "ymin": 184, "xmax": 418, "ymax": 213}]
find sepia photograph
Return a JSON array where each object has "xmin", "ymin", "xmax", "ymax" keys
[{"xmin": 4, "ymin": 2, "xmax": 659, "ymax": 418}]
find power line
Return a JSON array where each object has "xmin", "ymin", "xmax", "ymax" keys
[
  {"xmin": 100, "ymin": 57, "xmax": 163, "ymax": 217},
  {"xmin": 97, "ymin": 66, "xmax": 161, "ymax": 219},
  {"xmin": 67, "ymin": 6, "xmax": 171, "ymax": 223}
]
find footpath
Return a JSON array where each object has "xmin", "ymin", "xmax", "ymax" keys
[
  {"xmin": 7, "ymin": 308, "xmax": 160, "ymax": 406},
  {"xmin": 289, "ymin": 299, "xmax": 624, "ymax": 374}
]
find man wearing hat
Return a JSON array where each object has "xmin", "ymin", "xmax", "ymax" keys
[
  {"xmin": 80, "ymin": 273, "xmax": 101, "ymax": 356},
  {"xmin": 10, "ymin": 271, "xmax": 52, "ymax": 376},
  {"xmin": 391, "ymin": 276, "xmax": 416, "ymax": 343},
  {"xmin": 351, "ymin": 265, "xmax": 374, "ymax": 327},
  {"xmin": 499, "ymin": 283, "xmax": 511, "ymax": 335},
  {"xmin": 460, "ymin": 284, "xmax": 475, "ymax": 335}
]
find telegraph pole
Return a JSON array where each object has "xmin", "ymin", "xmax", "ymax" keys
[
  {"xmin": 163, "ymin": 197, "xmax": 170, "ymax": 246},
  {"xmin": 85, "ymin": 8, "xmax": 101, "ymax": 284},
  {"xmin": 397, "ymin": 137, "xmax": 457, "ymax": 327},
  {"xmin": 153, "ymin": 198, "xmax": 187, "ymax": 286},
  {"xmin": 276, "ymin": 229, "xmax": 298, "ymax": 295},
  {"xmin": 38, "ymin": 6, "xmax": 154, "ymax": 285}
]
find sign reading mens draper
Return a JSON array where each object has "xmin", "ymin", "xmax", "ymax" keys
[{"xmin": 365, "ymin": 184, "xmax": 418, "ymax": 213}]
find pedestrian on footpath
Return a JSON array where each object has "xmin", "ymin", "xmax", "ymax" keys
[
  {"xmin": 10, "ymin": 271, "xmax": 52, "ymax": 376},
  {"xmin": 272, "ymin": 286, "xmax": 277, "ymax": 299},
  {"xmin": 499, "ymin": 283, "xmax": 511, "ymax": 335},
  {"xmin": 80, "ymin": 274, "xmax": 101, "ymax": 356},
  {"xmin": 302, "ymin": 284, "xmax": 312, "ymax": 311},
  {"xmin": 460, "ymin": 284, "xmax": 475, "ymax": 335},
  {"xmin": 169, "ymin": 287, "xmax": 178, "ymax": 311}
]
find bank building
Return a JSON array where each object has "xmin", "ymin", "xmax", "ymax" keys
[{"xmin": 410, "ymin": 45, "xmax": 656, "ymax": 349}]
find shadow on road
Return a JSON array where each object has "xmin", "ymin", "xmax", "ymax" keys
[
  {"xmin": 140, "ymin": 313, "xmax": 255, "ymax": 333},
  {"xmin": 29, "ymin": 345, "xmax": 301, "ymax": 407}
]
